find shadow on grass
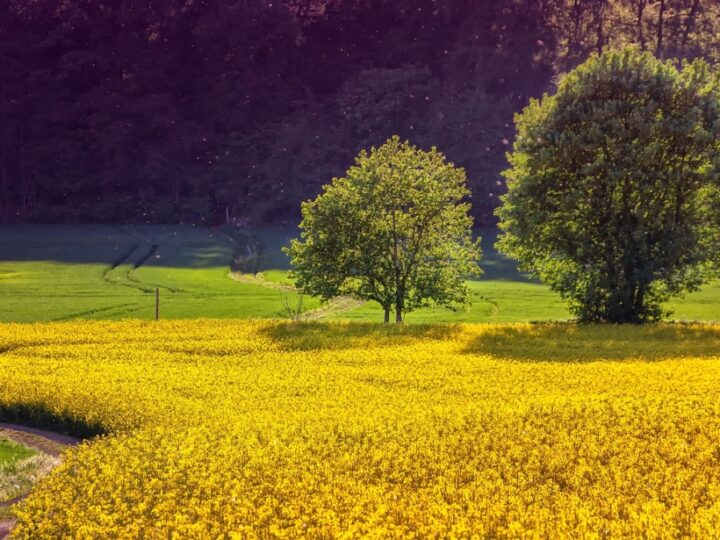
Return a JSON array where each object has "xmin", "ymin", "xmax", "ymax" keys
[
  {"xmin": 462, "ymin": 323, "xmax": 720, "ymax": 362},
  {"xmin": 260, "ymin": 321, "xmax": 462, "ymax": 351},
  {"xmin": 0, "ymin": 403, "xmax": 105, "ymax": 439}
]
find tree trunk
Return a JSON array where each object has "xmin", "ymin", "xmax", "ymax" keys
[
  {"xmin": 636, "ymin": 0, "xmax": 646, "ymax": 50},
  {"xmin": 0, "ymin": 77, "xmax": 6, "ymax": 222},
  {"xmin": 656, "ymin": 0, "xmax": 666, "ymax": 58},
  {"xmin": 594, "ymin": 0, "xmax": 606, "ymax": 53},
  {"xmin": 680, "ymin": 0, "xmax": 700, "ymax": 55},
  {"xmin": 567, "ymin": 0, "xmax": 583, "ymax": 63},
  {"xmin": 18, "ymin": 129, "xmax": 26, "ymax": 212},
  {"xmin": 0, "ymin": 119, "xmax": 6, "ymax": 222},
  {"xmin": 633, "ymin": 282, "xmax": 646, "ymax": 322},
  {"xmin": 395, "ymin": 292, "xmax": 404, "ymax": 324},
  {"xmin": 606, "ymin": 283, "xmax": 636, "ymax": 323},
  {"xmin": 383, "ymin": 307, "xmax": 390, "ymax": 324}
]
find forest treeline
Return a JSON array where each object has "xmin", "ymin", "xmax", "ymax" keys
[{"xmin": 1, "ymin": 0, "xmax": 718, "ymax": 225}]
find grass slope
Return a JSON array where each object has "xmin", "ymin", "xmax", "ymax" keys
[
  {"xmin": 0, "ymin": 225, "xmax": 718, "ymax": 322},
  {"xmin": 0, "ymin": 225, "xmax": 315, "ymax": 322}
]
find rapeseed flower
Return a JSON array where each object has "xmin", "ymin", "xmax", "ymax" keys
[{"xmin": 0, "ymin": 321, "xmax": 718, "ymax": 537}]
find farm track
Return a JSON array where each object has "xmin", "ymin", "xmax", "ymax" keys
[
  {"xmin": 228, "ymin": 272, "xmax": 364, "ymax": 319},
  {"xmin": 52, "ymin": 302, "xmax": 144, "ymax": 322},
  {"xmin": 0, "ymin": 425, "xmax": 78, "ymax": 539},
  {"xmin": 228, "ymin": 273, "xmax": 504, "ymax": 320},
  {"xmin": 478, "ymin": 295, "xmax": 501, "ymax": 316},
  {"xmin": 103, "ymin": 242, "xmax": 187, "ymax": 295},
  {"xmin": 300, "ymin": 296, "xmax": 365, "ymax": 320},
  {"xmin": 229, "ymin": 272, "xmax": 296, "ymax": 292},
  {"xmin": 107, "ymin": 243, "xmax": 140, "ymax": 271},
  {"xmin": 0, "ymin": 425, "xmax": 79, "ymax": 457}
]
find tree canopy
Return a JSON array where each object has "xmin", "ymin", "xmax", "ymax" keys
[
  {"xmin": 497, "ymin": 47, "xmax": 720, "ymax": 323},
  {"xmin": 1, "ymin": 0, "xmax": 719, "ymax": 225},
  {"xmin": 286, "ymin": 137, "xmax": 482, "ymax": 323}
]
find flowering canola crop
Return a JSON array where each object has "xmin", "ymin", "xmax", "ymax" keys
[{"xmin": 1, "ymin": 320, "xmax": 720, "ymax": 538}]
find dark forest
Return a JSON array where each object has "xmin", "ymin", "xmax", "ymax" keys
[{"xmin": 1, "ymin": 0, "xmax": 718, "ymax": 225}]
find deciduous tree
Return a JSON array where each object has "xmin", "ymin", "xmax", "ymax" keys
[
  {"xmin": 286, "ymin": 136, "xmax": 482, "ymax": 323},
  {"xmin": 497, "ymin": 48, "xmax": 720, "ymax": 323}
]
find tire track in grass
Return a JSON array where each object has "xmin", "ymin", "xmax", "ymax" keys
[
  {"xmin": 105, "ymin": 243, "xmax": 187, "ymax": 294},
  {"xmin": 103, "ymin": 244, "xmax": 142, "ymax": 287},
  {"xmin": 134, "ymin": 244, "xmax": 158, "ymax": 268},
  {"xmin": 478, "ymin": 295, "xmax": 501, "ymax": 316},
  {"xmin": 51, "ymin": 302, "xmax": 144, "ymax": 322},
  {"xmin": 95, "ymin": 230, "xmax": 193, "ymax": 318},
  {"xmin": 126, "ymin": 245, "xmax": 189, "ymax": 294}
]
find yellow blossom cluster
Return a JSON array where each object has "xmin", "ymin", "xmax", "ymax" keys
[{"xmin": 1, "ymin": 321, "xmax": 720, "ymax": 538}]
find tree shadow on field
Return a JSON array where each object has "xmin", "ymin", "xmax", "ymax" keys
[
  {"xmin": 462, "ymin": 323, "xmax": 720, "ymax": 362},
  {"xmin": 260, "ymin": 321, "xmax": 462, "ymax": 351}
]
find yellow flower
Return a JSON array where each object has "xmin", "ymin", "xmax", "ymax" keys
[{"xmin": 0, "ymin": 320, "xmax": 719, "ymax": 537}]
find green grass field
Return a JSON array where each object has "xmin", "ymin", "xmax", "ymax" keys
[
  {"xmin": 0, "ymin": 438, "xmax": 34, "ymax": 467},
  {"xmin": 0, "ymin": 225, "xmax": 317, "ymax": 322},
  {"xmin": 1, "ymin": 224, "xmax": 718, "ymax": 323}
]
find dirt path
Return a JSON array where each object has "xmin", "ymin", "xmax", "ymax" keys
[
  {"xmin": 0, "ymin": 424, "xmax": 79, "ymax": 457},
  {"xmin": 0, "ymin": 519, "xmax": 13, "ymax": 538},
  {"xmin": 299, "ymin": 295, "xmax": 365, "ymax": 320},
  {"xmin": 0, "ymin": 425, "xmax": 80, "ymax": 538},
  {"xmin": 228, "ymin": 272, "xmax": 296, "ymax": 292},
  {"xmin": 228, "ymin": 272, "xmax": 364, "ymax": 319}
]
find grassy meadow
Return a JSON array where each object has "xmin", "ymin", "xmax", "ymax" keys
[
  {"xmin": 0, "ymin": 438, "xmax": 34, "ymax": 467},
  {"xmin": 1, "ymin": 225, "xmax": 719, "ymax": 323},
  {"xmin": 1, "ymin": 320, "xmax": 720, "ymax": 536},
  {"xmin": 0, "ymin": 225, "xmax": 317, "ymax": 322}
]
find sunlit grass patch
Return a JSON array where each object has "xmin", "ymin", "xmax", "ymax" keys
[{"xmin": 0, "ymin": 438, "xmax": 35, "ymax": 467}]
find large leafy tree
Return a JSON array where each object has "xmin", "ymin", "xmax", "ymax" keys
[
  {"xmin": 286, "ymin": 136, "xmax": 482, "ymax": 323},
  {"xmin": 497, "ymin": 48, "xmax": 720, "ymax": 323}
]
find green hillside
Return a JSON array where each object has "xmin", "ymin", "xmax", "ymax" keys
[
  {"xmin": 0, "ymin": 225, "xmax": 718, "ymax": 323},
  {"xmin": 0, "ymin": 225, "xmax": 314, "ymax": 322}
]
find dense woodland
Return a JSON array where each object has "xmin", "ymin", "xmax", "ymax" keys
[{"xmin": 1, "ymin": 0, "xmax": 718, "ymax": 225}]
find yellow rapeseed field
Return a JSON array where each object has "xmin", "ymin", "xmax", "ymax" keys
[{"xmin": 1, "ymin": 321, "xmax": 720, "ymax": 538}]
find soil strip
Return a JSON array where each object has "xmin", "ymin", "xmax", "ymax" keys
[
  {"xmin": 0, "ymin": 424, "xmax": 79, "ymax": 456},
  {"xmin": 0, "ymin": 424, "xmax": 79, "ymax": 538}
]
